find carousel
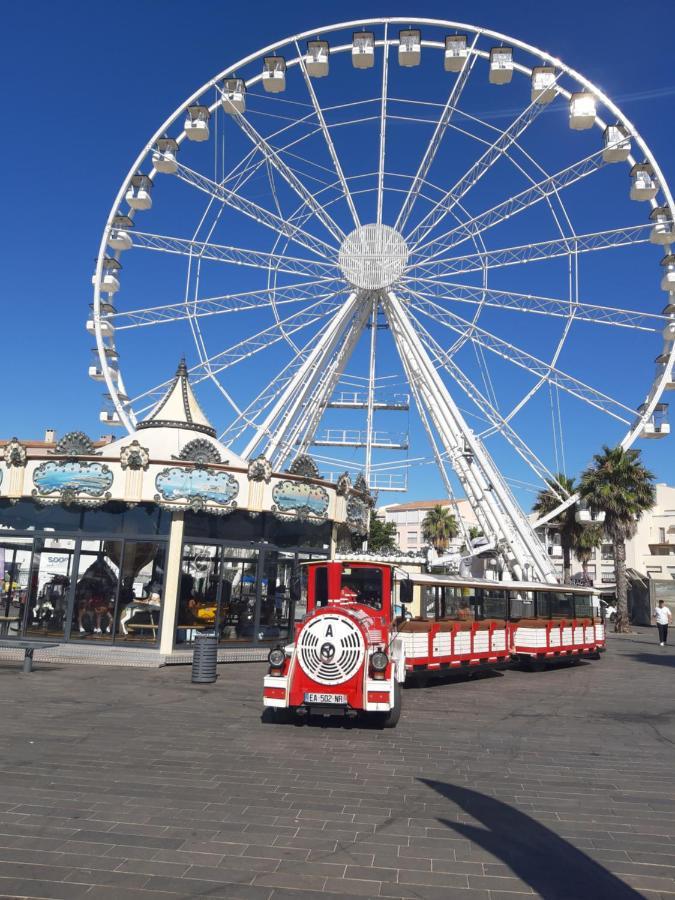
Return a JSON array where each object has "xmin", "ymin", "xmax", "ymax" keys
[{"xmin": 0, "ymin": 361, "xmax": 371, "ymax": 657}]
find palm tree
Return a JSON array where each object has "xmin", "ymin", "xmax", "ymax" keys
[
  {"xmin": 579, "ymin": 446, "xmax": 656, "ymax": 633},
  {"xmin": 574, "ymin": 525, "xmax": 603, "ymax": 586},
  {"xmin": 532, "ymin": 474, "xmax": 582, "ymax": 584},
  {"xmin": 422, "ymin": 505, "xmax": 459, "ymax": 554}
]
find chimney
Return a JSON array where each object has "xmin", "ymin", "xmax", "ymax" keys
[{"xmin": 44, "ymin": 428, "xmax": 56, "ymax": 443}]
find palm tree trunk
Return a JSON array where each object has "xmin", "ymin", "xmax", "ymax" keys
[
  {"xmin": 562, "ymin": 544, "xmax": 571, "ymax": 585},
  {"xmin": 613, "ymin": 539, "xmax": 630, "ymax": 633}
]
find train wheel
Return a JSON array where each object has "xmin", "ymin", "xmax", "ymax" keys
[{"xmin": 379, "ymin": 682, "xmax": 402, "ymax": 729}]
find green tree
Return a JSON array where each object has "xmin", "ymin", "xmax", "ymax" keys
[
  {"xmin": 574, "ymin": 525, "xmax": 603, "ymax": 585},
  {"xmin": 367, "ymin": 512, "xmax": 398, "ymax": 553},
  {"xmin": 422, "ymin": 505, "xmax": 459, "ymax": 554},
  {"xmin": 532, "ymin": 474, "xmax": 583, "ymax": 584},
  {"xmin": 579, "ymin": 446, "xmax": 656, "ymax": 633}
]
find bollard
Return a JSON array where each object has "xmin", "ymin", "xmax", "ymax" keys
[{"xmin": 191, "ymin": 633, "xmax": 218, "ymax": 684}]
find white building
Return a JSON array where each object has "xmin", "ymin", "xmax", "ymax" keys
[{"xmin": 377, "ymin": 498, "xmax": 479, "ymax": 552}]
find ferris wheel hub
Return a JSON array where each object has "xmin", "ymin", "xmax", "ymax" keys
[{"xmin": 338, "ymin": 223, "xmax": 408, "ymax": 290}]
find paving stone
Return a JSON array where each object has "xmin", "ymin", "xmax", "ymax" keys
[{"xmin": 0, "ymin": 635, "xmax": 672, "ymax": 898}]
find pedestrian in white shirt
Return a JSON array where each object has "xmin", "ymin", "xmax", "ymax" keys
[{"xmin": 653, "ymin": 600, "xmax": 672, "ymax": 646}]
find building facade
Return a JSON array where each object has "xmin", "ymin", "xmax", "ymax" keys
[{"xmin": 377, "ymin": 499, "xmax": 479, "ymax": 553}]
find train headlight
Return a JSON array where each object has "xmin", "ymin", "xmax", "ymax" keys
[
  {"xmin": 268, "ymin": 647, "xmax": 286, "ymax": 668},
  {"xmin": 371, "ymin": 651, "xmax": 388, "ymax": 672}
]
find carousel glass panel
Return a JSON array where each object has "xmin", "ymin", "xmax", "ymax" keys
[
  {"xmin": 115, "ymin": 541, "xmax": 166, "ymax": 643},
  {"xmin": 69, "ymin": 540, "xmax": 122, "ymax": 641},
  {"xmin": 177, "ymin": 543, "xmax": 222, "ymax": 645},
  {"xmin": 176, "ymin": 544, "xmax": 261, "ymax": 645},
  {"xmin": 1, "ymin": 536, "xmax": 34, "ymax": 638},
  {"xmin": 23, "ymin": 537, "xmax": 77, "ymax": 640},
  {"xmin": 0, "ymin": 500, "xmax": 170, "ymax": 536},
  {"xmin": 255, "ymin": 549, "xmax": 296, "ymax": 645}
]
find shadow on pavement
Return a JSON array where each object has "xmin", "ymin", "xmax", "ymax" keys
[
  {"xmin": 627, "ymin": 651, "xmax": 675, "ymax": 668},
  {"xmin": 421, "ymin": 779, "xmax": 642, "ymax": 900}
]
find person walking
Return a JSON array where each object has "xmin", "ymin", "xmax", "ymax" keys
[{"xmin": 653, "ymin": 599, "xmax": 672, "ymax": 646}]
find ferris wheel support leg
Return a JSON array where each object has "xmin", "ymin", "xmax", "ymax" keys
[
  {"xmin": 383, "ymin": 291, "xmax": 557, "ymax": 583},
  {"xmin": 242, "ymin": 293, "xmax": 363, "ymax": 462}
]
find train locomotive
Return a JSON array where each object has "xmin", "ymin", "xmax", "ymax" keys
[{"xmin": 262, "ymin": 560, "xmax": 605, "ymax": 726}]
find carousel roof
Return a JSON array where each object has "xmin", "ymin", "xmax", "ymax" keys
[
  {"xmin": 106, "ymin": 360, "xmax": 245, "ymax": 465},
  {"xmin": 137, "ymin": 359, "xmax": 215, "ymax": 437}
]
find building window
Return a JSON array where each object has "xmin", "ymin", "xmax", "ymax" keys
[
  {"xmin": 659, "ymin": 527, "xmax": 666, "ymax": 543},
  {"xmin": 407, "ymin": 532, "xmax": 418, "ymax": 547}
]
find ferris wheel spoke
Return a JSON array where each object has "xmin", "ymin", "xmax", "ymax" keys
[
  {"xmin": 220, "ymin": 322, "xmax": 331, "ymax": 444},
  {"xmin": 130, "ymin": 230, "xmax": 339, "ymax": 279},
  {"xmin": 410, "ymin": 315, "xmax": 570, "ymax": 501},
  {"xmin": 376, "ymin": 24, "xmax": 390, "ymax": 226},
  {"xmin": 190, "ymin": 293, "xmax": 348, "ymax": 384},
  {"xmin": 288, "ymin": 300, "xmax": 372, "ymax": 466},
  {"xmin": 243, "ymin": 294, "xmax": 367, "ymax": 462},
  {"xmin": 294, "ymin": 40, "xmax": 360, "ymax": 228},
  {"xmin": 408, "ymin": 223, "xmax": 653, "ymax": 279},
  {"xmin": 404, "ymin": 280, "xmax": 665, "ymax": 333},
  {"xmin": 173, "ymin": 162, "xmax": 337, "ymax": 259},
  {"xmin": 405, "ymin": 289, "xmax": 636, "ymax": 424},
  {"xmin": 411, "ymin": 148, "xmax": 608, "ymax": 263},
  {"xmin": 224, "ymin": 95, "xmax": 346, "ymax": 243},
  {"xmin": 395, "ymin": 34, "xmax": 480, "ymax": 234},
  {"xmin": 127, "ymin": 293, "xmax": 346, "ymax": 413},
  {"xmin": 406, "ymin": 81, "xmax": 563, "ymax": 250},
  {"xmin": 109, "ymin": 279, "xmax": 343, "ymax": 330}
]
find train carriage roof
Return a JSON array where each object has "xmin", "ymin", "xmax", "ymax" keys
[{"xmin": 302, "ymin": 560, "xmax": 596, "ymax": 595}]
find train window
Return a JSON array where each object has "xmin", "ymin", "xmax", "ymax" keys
[
  {"xmin": 574, "ymin": 595, "xmax": 594, "ymax": 618},
  {"xmin": 508, "ymin": 592, "xmax": 534, "ymax": 620},
  {"xmin": 442, "ymin": 587, "xmax": 473, "ymax": 621},
  {"xmin": 472, "ymin": 589, "xmax": 507, "ymax": 620},
  {"xmin": 537, "ymin": 591, "xmax": 574, "ymax": 618},
  {"xmin": 423, "ymin": 586, "xmax": 437, "ymax": 619},
  {"xmin": 315, "ymin": 566, "xmax": 328, "ymax": 607},
  {"xmin": 340, "ymin": 566, "xmax": 382, "ymax": 609}
]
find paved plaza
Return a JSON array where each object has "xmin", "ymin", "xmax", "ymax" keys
[{"xmin": 0, "ymin": 633, "xmax": 674, "ymax": 900}]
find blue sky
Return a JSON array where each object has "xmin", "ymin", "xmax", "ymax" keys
[{"xmin": 2, "ymin": 0, "xmax": 674, "ymax": 506}]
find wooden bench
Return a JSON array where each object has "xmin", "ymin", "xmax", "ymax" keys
[
  {"xmin": 0, "ymin": 640, "xmax": 59, "ymax": 673},
  {"xmin": 125, "ymin": 622, "xmax": 159, "ymax": 637}
]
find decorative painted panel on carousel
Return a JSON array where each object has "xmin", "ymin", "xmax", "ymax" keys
[
  {"xmin": 154, "ymin": 466, "xmax": 239, "ymax": 512},
  {"xmin": 272, "ymin": 480, "xmax": 330, "ymax": 522},
  {"xmin": 32, "ymin": 461, "xmax": 114, "ymax": 505}
]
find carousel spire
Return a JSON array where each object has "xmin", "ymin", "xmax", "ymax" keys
[{"xmin": 137, "ymin": 358, "xmax": 216, "ymax": 437}]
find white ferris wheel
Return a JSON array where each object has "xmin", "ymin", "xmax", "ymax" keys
[{"xmin": 91, "ymin": 17, "xmax": 675, "ymax": 582}]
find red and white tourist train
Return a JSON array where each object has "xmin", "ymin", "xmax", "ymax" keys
[{"xmin": 262, "ymin": 560, "xmax": 605, "ymax": 727}]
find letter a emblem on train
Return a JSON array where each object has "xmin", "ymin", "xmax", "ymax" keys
[{"xmin": 325, "ymin": 624, "xmax": 333, "ymax": 637}]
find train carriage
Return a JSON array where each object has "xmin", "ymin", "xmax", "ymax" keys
[{"xmin": 262, "ymin": 561, "xmax": 605, "ymax": 727}]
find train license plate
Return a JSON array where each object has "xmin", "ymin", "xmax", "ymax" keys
[{"xmin": 304, "ymin": 692, "xmax": 347, "ymax": 705}]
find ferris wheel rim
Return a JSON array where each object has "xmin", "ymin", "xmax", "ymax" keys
[{"xmin": 93, "ymin": 16, "xmax": 675, "ymax": 517}]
